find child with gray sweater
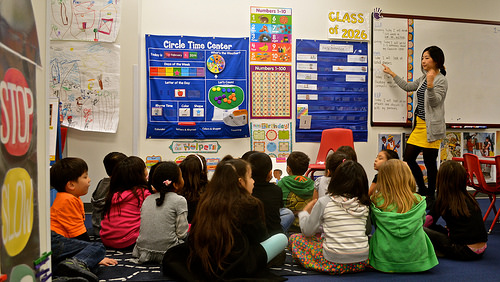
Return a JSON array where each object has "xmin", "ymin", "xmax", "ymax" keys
[{"xmin": 133, "ymin": 161, "xmax": 188, "ymax": 264}]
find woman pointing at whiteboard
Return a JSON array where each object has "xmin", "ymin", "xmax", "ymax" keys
[{"xmin": 382, "ymin": 46, "xmax": 447, "ymax": 208}]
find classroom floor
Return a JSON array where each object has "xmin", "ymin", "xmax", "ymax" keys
[{"xmin": 88, "ymin": 197, "xmax": 499, "ymax": 281}]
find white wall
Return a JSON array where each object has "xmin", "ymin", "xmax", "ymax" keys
[{"xmin": 63, "ymin": 0, "xmax": 500, "ymax": 203}]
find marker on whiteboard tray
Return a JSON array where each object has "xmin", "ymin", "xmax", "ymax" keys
[
  {"xmin": 463, "ymin": 125, "xmax": 487, "ymax": 129},
  {"xmin": 178, "ymin": 122, "xmax": 196, "ymax": 126}
]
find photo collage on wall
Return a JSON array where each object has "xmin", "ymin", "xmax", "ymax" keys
[{"xmin": 390, "ymin": 131, "xmax": 498, "ymax": 184}]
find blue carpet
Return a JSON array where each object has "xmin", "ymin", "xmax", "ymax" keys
[{"xmin": 86, "ymin": 198, "xmax": 499, "ymax": 281}]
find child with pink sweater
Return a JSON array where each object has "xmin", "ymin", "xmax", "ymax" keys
[{"xmin": 100, "ymin": 156, "xmax": 151, "ymax": 249}]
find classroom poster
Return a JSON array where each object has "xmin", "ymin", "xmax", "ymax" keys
[
  {"xmin": 250, "ymin": 122, "xmax": 292, "ymax": 159},
  {"xmin": 50, "ymin": 41, "xmax": 120, "ymax": 133},
  {"xmin": 377, "ymin": 133, "xmax": 402, "ymax": 159},
  {"xmin": 463, "ymin": 132, "xmax": 495, "ymax": 157},
  {"xmin": 50, "ymin": 0, "xmax": 122, "ymax": 42},
  {"xmin": 250, "ymin": 65, "xmax": 291, "ymax": 118},
  {"xmin": 250, "ymin": 7, "xmax": 292, "ymax": 63},
  {"xmin": 295, "ymin": 39, "xmax": 368, "ymax": 142},
  {"xmin": 146, "ymin": 35, "xmax": 249, "ymax": 139},
  {"xmin": 463, "ymin": 132, "xmax": 496, "ymax": 181},
  {"xmin": 440, "ymin": 132, "xmax": 461, "ymax": 163},
  {"xmin": 0, "ymin": 0, "xmax": 43, "ymax": 279}
]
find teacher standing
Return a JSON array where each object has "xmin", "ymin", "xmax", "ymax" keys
[{"xmin": 382, "ymin": 46, "xmax": 447, "ymax": 207}]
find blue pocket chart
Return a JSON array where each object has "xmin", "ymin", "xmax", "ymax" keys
[
  {"xmin": 295, "ymin": 39, "xmax": 368, "ymax": 142},
  {"xmin": 146, "ymin": 35, "xmax": 249, "ymax": 139}
]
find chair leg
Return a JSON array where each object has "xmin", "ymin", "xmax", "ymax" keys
[
  {"xmin": 489, "ymin": 196, "xmax": 499, "ymax": 234},
  {"xmin": 483, "ymin": 195, "xmax": 495, "ymax": 222}
]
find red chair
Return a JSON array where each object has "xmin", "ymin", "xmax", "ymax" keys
[
  {"xmin": 305, "ymin": 128, "xmax": 354, "ymax": 178},
  {"xmin": 462, "ymin": 153, "xmax": 500, "ymax": 233}
]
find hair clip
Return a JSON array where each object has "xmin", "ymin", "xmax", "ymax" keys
[
  {"xmin": 163, "ymin": 179, "xmax": 172, "ymax": 186},
  {"xmin": 342, "ymin": 158, "xmax": 346, "ymax": 163}
]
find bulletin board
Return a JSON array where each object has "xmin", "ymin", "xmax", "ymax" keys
[
  {"xmin": 146, "ymin": 35, "xmax": 250, "ymax": 139},
  {"xmin": 295, "ymin": 39, "xmax": 368, "ymax": 142},
  {"xmin": 371, "ymin": 13, "xmax": 500, "ymax": 127}
]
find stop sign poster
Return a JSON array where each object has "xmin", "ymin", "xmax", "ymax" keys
[
  {"xmin": 146, "ymin": 35, "xmax": 249, "ymax": 139},
  {"xmin": 0, "ymin": 0, "xmax": 41, "ymax": 277}
]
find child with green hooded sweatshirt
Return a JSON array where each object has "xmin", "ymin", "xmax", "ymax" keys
[
  {"xmin": 278, "ymin": 151, "xmax": 315, "ymax": 229},
  {"xmin": 369, "ymin": 159, "xmax": 438, "ymax": 273}
]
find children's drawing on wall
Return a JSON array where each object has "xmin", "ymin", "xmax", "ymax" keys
[
  {"xmin": 250, "ymin": 122, "xmax": 292, "ymax": 160},
  {"xmin": 378, "ymin": 133, "xmax": 402, "ymax": 159},
  {"xmin": 50, "ymin": 0, "xmax": 122, "ymax": 42},
  {"xmin": 50, "ymin": 41, "xmax": 120, "ymax": 132},
  {"xmin": 440, "ymin": 132, "xmax": 461, "ymax": 162}
]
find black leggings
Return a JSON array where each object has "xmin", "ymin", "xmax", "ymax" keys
[
  {"xmin": 423, "ymin": 227, "xmax": 484, "ymax": 261},
  {"xmin": 403, "ymin": 143, "xmax": 438, "ymax": 197}
]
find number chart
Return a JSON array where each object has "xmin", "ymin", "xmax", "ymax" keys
[
  {"xmin": 250, "ymin": 6, "xmax": 292, "ymax": 63},
  {"xmin": 250, "ymin": 65, "xmax": 291, "ymax": 118}
]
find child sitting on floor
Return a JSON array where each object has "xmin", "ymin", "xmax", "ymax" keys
[
  {"xmin": 424, "ymin": 160, "xmax": 487, "ymax": 260},
  {"xmin": 369, "ymin": 159, "xmax": 438, "ymax": 273},
  {"xmin": 91, "ymin": 151, "xmax": 127, "ymax": 236},
  {"xmin": 312, "ymin": 151, "xmax": 349, "ymax": 200},
  {"xmin": 289, "ymin": 160, "xmax": 371, "ymax": 274},
  {"xmin": 277, "ymin": 151, "xmax": 315, "ymax": 229},
  {"xmin": 336, "ymin": 145, "xmax": 358, "ymax": 162},
  {"xmin": 100, "ymin": 156, "xmax": 151, "ymax": 249},
  {"xmin": 163, "ymin": 157, "xmax": 288, "ymax": 281},
  {"xmin": 179, "ymin": 154, "xmax": 208, "ymax": 223},
  {"xmin": 369, "ymin": 149, "xmax": 399, "ymax": 196},
  {"xmin": 248, "ymin": 152, "xmax": 293, "ymax": 235},
  {"xmin": 133, "ymin": 161, "xmax": 188, "ymax": 264},
  {"xmin": 50, "ymin": 157, "xmax": 117, "ymax": 281}
]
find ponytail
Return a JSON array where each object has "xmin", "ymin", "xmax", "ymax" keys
[{"xmin": 440, "ymin": 66, "xmax": 446, "ymax": 76}]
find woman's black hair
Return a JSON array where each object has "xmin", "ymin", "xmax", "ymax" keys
[
  {"xmin": 328, "ymin": 160, "xmax": 370, "ymax": 206},
  {"xmin": 151, "ymin": 161, "xmax": 181, "ymax": 206},
  {"xmin": 422, "ymin": 45, "xmax": 446, "ymax": 76}
]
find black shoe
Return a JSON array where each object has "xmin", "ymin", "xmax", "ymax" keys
[{"xmin": 55, "ymin": 258, "xmax": 98, "ymax": 282}]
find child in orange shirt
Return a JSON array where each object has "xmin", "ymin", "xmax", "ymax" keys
[
  {"xmin": 51, "ymin": 157, "xmax": 92, "ymax": 240},
  {"xmin": 50, "ymin": 157, "xmax": 117, "ymax": 281}
]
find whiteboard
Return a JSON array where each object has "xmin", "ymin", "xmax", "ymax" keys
[{"xmin": 372, "ymin": 15, "xmax": 500, "ymax": 126}]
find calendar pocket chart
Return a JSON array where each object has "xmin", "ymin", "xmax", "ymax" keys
[{"xmin": 146, "ymin": 35, "xmax": 249, "ymax": 139}]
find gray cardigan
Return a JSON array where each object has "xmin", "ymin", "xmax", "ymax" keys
[{"xmin": 393, "ymin": 72, "xmax": 447, "ymax": 142}]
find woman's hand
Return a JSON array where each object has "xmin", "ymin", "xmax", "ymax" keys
[
  {"xmin": 382, "ymin": 64, "xmax": 396, "ymax": 77},
  {"xmin": 303, "ymin": 199, "xmax": 317, "ymax": 214},
  {"xmin": 426, "ymin": 68, "xmax": 437, "ymax": 88}
]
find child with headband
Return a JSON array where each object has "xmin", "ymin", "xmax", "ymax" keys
[{"xmin": 133, "ymin": 161, "xmax": 188, "ymax": 263}]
